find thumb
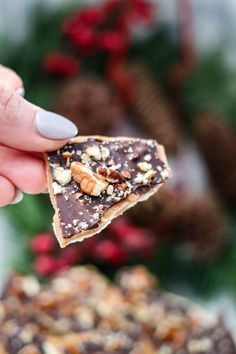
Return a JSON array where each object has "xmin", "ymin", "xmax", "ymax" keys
[{"xmin": 0, "ymin": 84, "xmax": 78, "ymax": 152}]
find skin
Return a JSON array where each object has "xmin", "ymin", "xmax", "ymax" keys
[{"xmin": 0, "ymin": 64, "xmax": 68, "ymax": 206}]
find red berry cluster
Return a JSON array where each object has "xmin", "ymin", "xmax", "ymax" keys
[
  {"xmin": 31, "ymin": 233, "xmax": 82, "ymax": 277},
  {"xmin": 43, "ymin": 53, "xmax": 79, "ymax": 76},
  {"xmin": 62, "ymin": 0, "xmax": 153, "ymax": 56},
  {"xmin": 43, "ymin": 0, "xmax": 153, "ymax": 76},
  {"xmin": 92, "ymin": 218, "xmax": 155, "ymax": 266},
  {"xmin": 30, "ymin": 217, "xmax": 155, "ymax": 278}
]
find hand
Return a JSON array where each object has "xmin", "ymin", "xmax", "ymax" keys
[{"xmin": 0, "ymin": 65, "xmax": 78, "ymax": 206}]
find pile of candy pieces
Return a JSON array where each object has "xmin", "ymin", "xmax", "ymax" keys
[{"xmin": 0, "ymin": 266, "xmax": 235, "ymax": 354}]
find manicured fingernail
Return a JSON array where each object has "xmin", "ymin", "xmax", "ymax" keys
[
  {"xmin": 17, "ymin": 87, "xmax": 25, "ymax": 97},
  {"xmin": 10, "ymin": 189, "xmax": 24, "ymax": 205},
  {"xmin": 35, "ymin": 110, "xmax": 78, "ymax": 140}
]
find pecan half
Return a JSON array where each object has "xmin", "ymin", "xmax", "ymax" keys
[{"xmin": 71, "ymin": 162, "xmax": 108, "ymax": 197}]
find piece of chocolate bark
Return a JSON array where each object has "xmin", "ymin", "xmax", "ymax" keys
[
  {"xmin": 46, "ymin": 136, "xmax": 171, "ymax": 247},
  {"xmin": 1, "ymin": 266, "xmax": 236, "ymax": 354}
]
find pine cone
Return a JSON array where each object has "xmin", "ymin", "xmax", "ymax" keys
[
  {"xmin": 194, "ymin": 113, "xmax": 236, "ymax": 206},
  {"xmin": 128, "ymin": 64, "xmax": 181, "ymax": 155},
  {"xmin": 54, "ymin": 76, "xmax": 120, "ymax": 135},
  {"xmin": 131, "ymin": 187, "xmax": 225, "ymax": 260},
  {"xmin": 129, "ymin": 187, "xmax": 176, "ymax": 228},
  {"xmin": 175, "ymin": 193, "xmax": 226, "ymax": 260}
]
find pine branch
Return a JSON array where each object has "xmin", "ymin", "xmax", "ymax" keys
[{"xmin": 182, "ymin": 52, "xmax": 236, "ymax": 126}]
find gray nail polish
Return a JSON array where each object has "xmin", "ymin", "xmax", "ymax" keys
[
  {"xmin": 10, "ymin": 189, "xmax": 24, "ymax": 205},
  {"xmin": 35, "ymin": 111, "xmax": 78, "ymax": 140},
  {"xmin": 17, "ymin": 87, "xmax": 25, "ymax": 97}
]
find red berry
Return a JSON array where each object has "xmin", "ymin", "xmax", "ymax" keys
[
  {"xmin": 43, "ymin": 52, "xmax": 79, "ymax": 76},
  {"xmin": 79, "ymin": 8, "xmax": 104, "ymax": 26},
  {"xmin": 30, "ymin": 233, "xmax": 56, "ymax": 254},
  {"xmin": 61, "ymin": 246, "xmax": 81, "ymax": 265},
  {"xmin": 128, "ymin": 0, "xmax": 154, "ymax": 24},
  {"xmin": 121, "ymin": 228, "xmax": 154, "ymax": 256},
  {"xmin": 108, "ymin": 218, "xmax": 155, "ymax": 256},
  {"xmin": 69, "ymin": 26, "xmax": 96, "ymax": 54},
  {"xmin": 79, "ymin": 236, "xmax": 98, "ymax": 258},
  {"xmin": 63, "ymin": 7, "xmax": 103, "ymax": 34},
  {"xmin": 54, "ymin": 258, "xmax": 69, "ymax": 272},
  {"xmin": 108, "ymin": 218, "xmax": 132, "ymax": 237},
  {"xmin": 34, "ymin": 255, "xmax": 57, "ymax": 277},
  {"xmin": 98, "ymin": 31, "xmax": 129, "ymax": 55},
  {"xmin": 93, "ymin": 240, "xmax": 127, "ymax": 266},
  {"xmin": 102, "ymin": 0, "xmax": 121, "ymax": 15}
]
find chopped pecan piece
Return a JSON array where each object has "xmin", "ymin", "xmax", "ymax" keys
[
  {"xmin": 86, "ymin": 145, "xmax": 102, "ymax": 160},
  {"xmin": 137, "ymin": 162, "xmax": 152, "ymax": 172},
  {"xmin": 53, "ymin": 167, "xmax": 72, "ymax": 186},
  {"xmin": 97, "ymin": 166, "xmax": 125, "ymax": 183},
  {"xmin": 106, "ymin": 185, "xmax": 114, "ymax": 195},
  {"xmin": 117, "ymin": 183, "xmax": 127, "ymax": 191},
  {"xmin": 100, "ymin": 146, "xmax": 110, "ymax": 160},
  {"xmin": 62, "ymin": 151, "xmax": 73, "ymax": 159},
  {"xmin": 121, "ymin": 170, "xmax": 131, "ymax": 179}
]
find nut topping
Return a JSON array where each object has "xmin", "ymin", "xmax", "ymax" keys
[
  {"xmin": 144, "ymin": 170, "xmax": 156, "ymax": 181},
  {"xmin": 144, "ymin": 154, "xmax": 152, "ymax": 161},
  {"xmin": 134, "ymin": 174, "xmax": 144, "ymax": 184},
  {"xmin": 86, "ymin": 145, "xmax": 102, "ymax": 160},
  {"xmin": 117, "ymin": 183, "xmax": 127, "ymax": 191},
  {"xmin": 96, "ymin": 166, "xmax": 108, "ymax": 176},
  {"xmin": 42, "ymin": 341, "xmax": 60, "ymax": 354},
  {"xmin": 62, "ymin": 151, "xmax": 73, "ymax": 159},
  {"xmin": 161, "ymin": 169, "xmax": 170, "ymax": 179},
  {"xmin": 73, "ymin": 219, "xmax": 79, "ymax": 226},
  {"xmin": 106, "ymin": 185, "xmax": 114, "ymax": 195},
  {"xmin": 81, "ymin": 153, "xmax": 90, "ymax": 164},
  {"xmin": 107, "ymin": 158, "xmax": 115, "ymax": 166},
  {"xmin": 18, "ymin": 344, "xmax": 41, "ymax": 354},
  {"xmin": 121, "ymin": 170, "xmax": 131, "ymax": 179},
  {"xmin": 52, "ymin": 182, "xmax": 63, "ymax": 195},
  {"xmin": 71, "ymin": 162, "xmax": 108, "ymax": 197},
  {"xmin": 97, "ymin": 166, "xmax": 125, "ymax": 183},
  {"xmin": 137, "ymin": 162, "xmax": 152, "ymax": 172},
  {"xmin": 101, "ymin": 146, "xmax": 110, "ymax": 160},
  {"xmin": 128, "ymin": 152, "xmax": 139, "ymax": 161},
  {"xmin": 53, "ymin": 167, "xmax": 72, "ymax": 186},
  {"xmin": 110, "ymin": 163, "xmax": 121, "ymax": 170},
  {"xmin": 134, "ymin": 170, "xmax": 156, "ymax": 184}
]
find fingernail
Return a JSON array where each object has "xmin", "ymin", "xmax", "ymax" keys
[
  {"xmin": 17, "ymin": 87, "xmax": 25, "ymax": 97},
  {"xmin": 11, "ymin": 189, "xmax": 24, "ymax": 205},
  {"xmin": 35, "ymin": 110, "xmax": 78, "ymax": 140}
]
